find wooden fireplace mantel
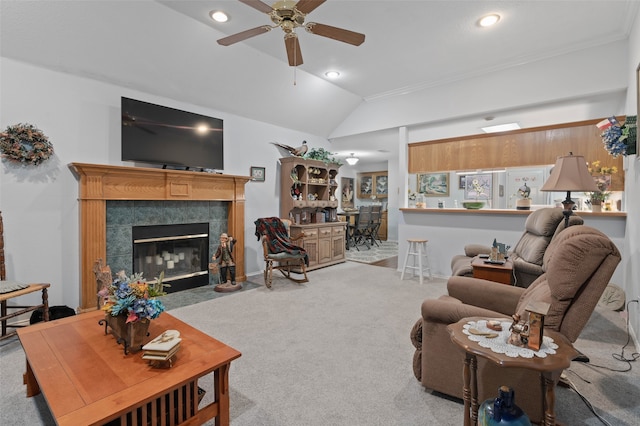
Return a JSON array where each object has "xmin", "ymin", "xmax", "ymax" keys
[{"xmin": 70, "ymin": 163, "xmax": 251, "ymax": 312}]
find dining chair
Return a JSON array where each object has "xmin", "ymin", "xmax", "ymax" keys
[{"xmin": 348, "ymin": 206, "xmax": 373, "ymax": 251}]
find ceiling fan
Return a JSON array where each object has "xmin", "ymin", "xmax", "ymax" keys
[{"xmin": 217, "ymin": 0, "xmax": 365, "ymax": 66}]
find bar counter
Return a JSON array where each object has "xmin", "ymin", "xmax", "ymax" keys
[
  {"xmin": 399, "ymin": 207, "xmax": 626, "ymax": 217},
  {"xmin": 398, "ymin": 207, "xmax": 625, "ymax": 285}
]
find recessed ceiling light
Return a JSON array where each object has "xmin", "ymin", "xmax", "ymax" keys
[
  {"xmin": 481, "ymin": 122, "xmax": 521, "ymax": 133},
  {"xmin": 210, "ymin": 11, "xmax": 228, "ymax": 23},
  {"xmin": 325, "ymin": 71, "xmax": 340, "ymax": 79},
  {"xmin": 479, "ymin": 14, "xmax": 500, "ymax": 27}
]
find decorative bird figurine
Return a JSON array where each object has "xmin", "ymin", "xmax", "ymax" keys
[{"xmin": 271, "ymin": 140, "xmax": 308, "ymax": 157}]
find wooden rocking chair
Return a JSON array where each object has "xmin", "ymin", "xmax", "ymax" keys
[{"xmin": 255, "ymin": 217, "xmax": 309, "ymax": 289}]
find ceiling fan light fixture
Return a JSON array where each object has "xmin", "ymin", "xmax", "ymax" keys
[
  {"xmin": 325, "ymin": 70, "xmax": 340, "ymax": 79},
  {"xmin": 345, "ymin": 153, "xmax": 359, "ymax": 165},
  {"xmin": 217, "ymin": 0, "xmax": 365, "ymax": 67},
  {"xmin": 210, "ymin": 10, "xmax": 228, "ymax": 23},
  {"xmin": 479, "ymin": 14, "xmax": 500, "ymax": 27}
]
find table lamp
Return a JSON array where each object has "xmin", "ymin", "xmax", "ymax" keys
[{"xmin": 541, "ymin": 153, "xmax": 599, "ymax": 228}]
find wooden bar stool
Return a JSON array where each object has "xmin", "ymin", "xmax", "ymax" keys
[{"xmin": 401, "ymin": 239, "xmax": 432, "ymax": 284}]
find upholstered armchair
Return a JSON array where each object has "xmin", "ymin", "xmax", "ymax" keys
[
  {"xmin": 411, "ymin": 225, "xmax": 620, "ymax": 423},
  {"xmin": 450, "ymin": 208, "xmax": 583, "ymax": 288}
]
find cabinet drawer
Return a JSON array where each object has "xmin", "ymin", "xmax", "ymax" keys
[
  {"xmin": 319, "ymin": 228, "xmax": 332, "ymax": 238},
  {"xmin": 332, "ymin": 226, "xmax": 345, "ymax": 237},
  {"xmin": 303, "ymin": 229, "xmax": 318, "ymax": 238}
]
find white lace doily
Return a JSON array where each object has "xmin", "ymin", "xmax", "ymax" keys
[{"xmin": 463, "ymin": 320, "xmax": 558, "ymax": 358}]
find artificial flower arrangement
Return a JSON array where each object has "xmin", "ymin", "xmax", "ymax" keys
[
  {"xmin": 596, "ymin": 116, "xmax": 637, "ymax": 157},
  {"xmin": 99, "ymin": 271, "xmax": 168, "ymax": 323},
  {"xmin": 586, "ymin": 160, "xmax": 618, "ymax": 205},
  {"xmin": 0, "ymin": 123, "xmax": 54, "ymax": 166}
]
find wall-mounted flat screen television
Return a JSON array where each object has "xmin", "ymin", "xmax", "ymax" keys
[{"xmin": 121, "ymin": 97, "xmax": 224, "ymax": 171}]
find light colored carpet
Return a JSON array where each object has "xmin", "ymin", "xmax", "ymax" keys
[
  {"xmin": 345, "ymin": 240, "xmax": 398, "ymax": 264},
  {"xmin": 1, "ymin": 262, "xmax": 638, "ymax": 425}
]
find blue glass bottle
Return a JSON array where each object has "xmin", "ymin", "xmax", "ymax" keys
[{"xmin": 478, "ymin": 386, "xmax": 531, "ymax": 426}]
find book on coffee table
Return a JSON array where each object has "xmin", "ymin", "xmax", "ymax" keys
[
  {"xmin": 142, "ymin": 344, "xmax": 181, "ymax": 361},
  {"xmin": 142, "ymin": 330, "xmax": 181, "ymax": 352}
]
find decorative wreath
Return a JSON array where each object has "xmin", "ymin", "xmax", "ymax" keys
[{"xmin": 0, "ymin": 123, "xmax": 54, "ymax": 166}]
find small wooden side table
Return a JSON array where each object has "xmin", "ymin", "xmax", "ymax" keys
[
  {"xmin": 471, "ymin": 257, "xmax": 513, "ymax": 285},
  {"xmin": 0, "ymin": 283, "xmax": 50, "ymax": 341},
  {"xmin": 448, "ymin": 317, "xmax": 578, "ymax": 426}
]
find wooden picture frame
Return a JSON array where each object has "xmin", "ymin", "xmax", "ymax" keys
[
  {"xmin": 417, "ymin": 173, "xmax": 449, "ymax": 197},
  {"xmin": 250, "ymin": 166, "xmax": 265, "ymax": 182},
  {"xmin": 341, "ymin": 177, "xmax": 355, "ymax": 209}
]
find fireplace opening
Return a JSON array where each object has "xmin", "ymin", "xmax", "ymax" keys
[{"xmin": 132, "ymin": 223, "xmax": 209, "ymax": 293}]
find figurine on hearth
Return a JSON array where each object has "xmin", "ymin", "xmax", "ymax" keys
[{"xmin": 212, "ymin": 233, "xmax": 242, "ymax": 292}]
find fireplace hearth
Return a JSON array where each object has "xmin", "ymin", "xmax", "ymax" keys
[{"xmin": 133, "ymin": 223, "xmax": 209, "ymax": 293}]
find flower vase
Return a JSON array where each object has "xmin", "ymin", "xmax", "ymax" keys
[
  {"xmin": 105, "ymin": 314, "xmax": 150, "ymax": 354},
  {"xmin": 591, "ymin": 204, "xmax": 602, "ymax": 213}
]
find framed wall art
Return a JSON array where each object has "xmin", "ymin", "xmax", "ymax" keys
[
  {"xmin": 417, "ymin": 173, "xmax": 449, "ymax": 197},
  {"xmin": 250, "ymin": 166, "xmax": 265, "ymax": 182},
  {"xmin": 464, "ymin": 173, "xmax": 492, "ymax": 200},
  {"xmin": 341, "ymin": 177, "xmax": 355, "ymax": 209},
  {"xmin": 458, "ymin": 175, "xmax": 466, "ymax": 189}
]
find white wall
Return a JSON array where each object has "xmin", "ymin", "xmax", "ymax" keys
[
  {"xmin": 622, "ymin": 6, "xmax": 640, "ymax": 345},
  {"xmin": 330, "ymin": 41, "xmax": 628, "ymax": 139},
  {"xmin": 0, "ymin": 58, "xmax": 332, "ymax": 308},
  {"xmin": 399, "ymin": 211, "xmax": 626, "ymax": 285}
]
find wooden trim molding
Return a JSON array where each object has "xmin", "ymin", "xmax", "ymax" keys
[{"xmin": 70, "ymin": 163, "xmax": 251, "ymax": 312}]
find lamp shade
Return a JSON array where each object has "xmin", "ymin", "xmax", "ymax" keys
[
  {"xmin": 345, "ymin": 153, "xmax": 359, "ymax": 165},
  {"xmin": 540, "ymin": 154, "xmax": 599, "ymax": 192}
]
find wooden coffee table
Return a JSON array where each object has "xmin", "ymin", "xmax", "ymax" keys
[
  {"xmin": 471, "ymin": 257, "xmax": 513, "ymax": 285},
  {"xmin": 18, "ymin": 310, "xmax": 241, "ymax": 426}
]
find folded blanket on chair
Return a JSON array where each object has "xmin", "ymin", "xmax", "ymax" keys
[{"xmin": 254, "ymin": 217, "xmax": 309, "ymax": 266}]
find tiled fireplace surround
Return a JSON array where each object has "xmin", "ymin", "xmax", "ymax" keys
[
  {"xmin": 106, "ymin": 199, "xmax": 228, "ymax": 288},
  {"xmin": 71, "ymin": 163, "xmax": 251, "ymax": 312}
]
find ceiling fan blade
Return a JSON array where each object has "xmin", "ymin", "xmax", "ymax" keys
[
  {"xmin": 284, "ymin": 34, "xmax": 303, "ymax": 66},
  {"xmin": 295, "ymin": 0, "xmax": 326, "ymax": 15},
  {"xmin": 305, "ymin": 22, "xmax": 365, "ymax": 46},
  {"xmin": 217, "ymin": 26, "xmax": 272, "ymax": 46},
  {"xmin": 238, "ymin": 0, "xmax": 273, "ymax": 14}
]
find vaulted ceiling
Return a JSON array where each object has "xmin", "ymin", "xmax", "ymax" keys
[{"xmin": 1, "ymin": 1, "xmax": 637, "ymax": 164}]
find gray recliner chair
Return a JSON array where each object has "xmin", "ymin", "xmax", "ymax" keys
[{"xmin": 450, "ymin": 208, "xmax": 583, "ymax": 288}]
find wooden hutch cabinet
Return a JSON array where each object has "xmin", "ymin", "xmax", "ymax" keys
[{"xmin": 279, "ymin": 157, "xmax": 346, "ymax": 271}]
